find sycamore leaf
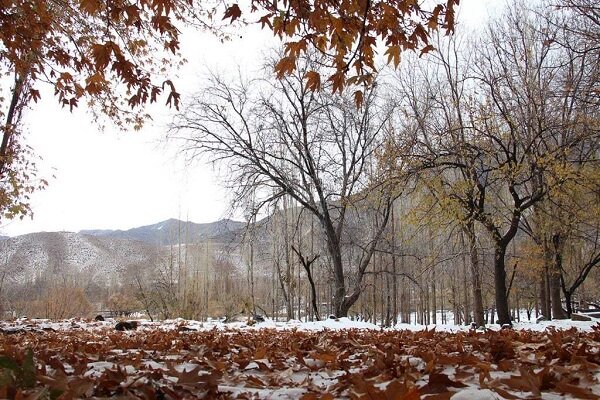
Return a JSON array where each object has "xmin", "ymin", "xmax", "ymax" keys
[
  {"xmin": 79, "ymin": 0, "xmax": 102, "ymax": 15},
  {"xmin": 328, "ymin": 71, "xmax": 345, "ymax": 94},
  {"xmin": 420, "ymin": 44, "xmax": 435, "ymax": 57},
  {"xmin": 222, "ymin": 4, "xmax": 242, "ymax": 22},
  {"xmin": 285, "ymin": 40, "xmax": 307, "ymax": 57},
  {"xmin": 385, "ymin": 45, "xmax": 401, "ymax": 68},
  {"xmin": 274, "ymin": 56, "xmax": 296, "ymax": 78},
  {"xmin": 254, "ymin": 347, "xmax": 267, "ymax": 359},
  {"xmin": 258, "ymin": 13, "xmax": 273, "ymax": 29},
  {"xmin": 555, "ymin": 382, "xmax": 600, "ymax": 400},
  {"xmin": 174, "ymin": 365, "xmax": 202, "ymax": 384},
  {"xmin": 445, "ymin": 0, "xmax": 457, "ymax": 32},
  {"xmin": 29, "ymin": 89, "xmax": 41, "ymax": 103},
  {"xmin": 245, "ymin": 375, "xmax": 266, "ymax": 388},
  {"xmin": 486, "ymin": 386, "xmax": 522, "ymax": 399},
  {"xmin": 313, "ymin": 352, "xmax": 336, "ymax": 363},
  {"xmin": 162, "ymin": 79, "xmax": 180, "ymax": 109},
  {"xmin": 428, "ymin": 17, "xmax": 439, "ymax": 31},
  {"xmin": 354, "ymin": 90, "xmax": 364, "ymax": 108},
  {"xmin": 304, "ymin": 70, "xmax": 321, "ymax": 91},
  {"xmin": 68, "ymin": 97, "xmax": 78, "ymax": 111},
  {"xmin": 300, "ymin": 394, "xmax": 334, "ymax": 400},
  {"xmin": 91, "ymin": 43, "xmax": 112, "ymax": 71},
  {"xmin": 384, "ymin": 379, "xmax": 414, "ymax": 398},
  {"xmin": 414, "ymin": 23, "xmax": 429, "ymax": 42}
]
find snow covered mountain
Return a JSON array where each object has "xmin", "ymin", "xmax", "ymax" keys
[
  {"xmin": 0, "ymin": 218, "xmax": 252, "ymax": 288},
  {"xmin": 0, "ymin": 231, "xmax": 162, "ymax": 286},
  {"xmin": 80, "ymin": 218, "xmax": 245, "ymax": 245}
]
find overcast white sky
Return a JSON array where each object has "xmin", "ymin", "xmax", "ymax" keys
[{"xmin": 1, "ymin": 0, "xmax": 494, "ymax": 236}]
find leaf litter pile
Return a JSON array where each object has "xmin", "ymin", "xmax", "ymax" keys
[{"xmin": 0, "ymin": 321, "xmax": 599, "ymax": 399}]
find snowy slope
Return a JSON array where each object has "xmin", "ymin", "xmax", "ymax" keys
[{"xmin": 0, "ymin": 231, "xmax": 162, "ymax": 285}]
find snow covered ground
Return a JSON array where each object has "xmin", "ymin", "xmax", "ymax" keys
[{"xmin": 2, "ymin": 314, "xmax": 597, "ymax": 334}]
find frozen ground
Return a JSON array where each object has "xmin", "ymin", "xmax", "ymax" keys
[
  {"xmin": 2, "ymin": 314, "xmax": 597, "ymax": 334},
  {"xmin": 0, "ymin": 317, "xmax": 598, "ymax": 399}
]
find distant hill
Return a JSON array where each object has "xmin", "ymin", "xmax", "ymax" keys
[
  {"xmin": 0, "ymin": 231, "xmax": 162, "ymax": 286},
  {"xmin": 0, "ymin": 216, "xmax": 280, "ymax": 288},
  {"xmin": 80, "ymin": 218, "xmax": 246, "ymax": 246}
]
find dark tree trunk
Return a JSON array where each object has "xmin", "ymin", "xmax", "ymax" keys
[
  {"xmin": 480, "ymin": 207, "xmax": 521, "ymax": 326},
  {"xmin": 334, "ymin": 200, "xmax": 393, "ymax": 318},
  {"xmin": 392, "ymin": 254, "xmax": 398, "ymax": 325},
  {"xmin": 493, "ymin": 244, "xmax": 511, "ymax": 326},
  {"xmin": 339, "ymin": 289, "xmax": 361, "ymax": 318},
  {"xmin": 1, "ymin": 74, "xmax": 26, "ymax": 176},
  {"xmin": 323, "ymin": 222, "xmax": 347, "ymax": 317},
  {"xmin": 539, "ymin": 267, "xmax": 549, "ymax": 319},
  {"xmin": 391, "ymin": 208, "xmax": 398, "ymax": 325},
  {"xmin": 462, "ymin": 247, "xmax": 470, "ymax": 325},
  {"xmin": 550, "ymin": 233, "xmax": 568, "ymax": 319},
  {"xmin": 292, "ymin": 246, "xmax": 321, "ymax": 321},
  {"xmin": 545, "ymin": 266, "xmax": 552, "ymax": 318},
  {"xmin": 549, "ymin": 272, "xmax": 567, "ymax": 319},
  {"xmin": 308, "ymin": 265, "xmax": 320, "ymax": 320},
  {"xmin": 564, "ymin": 291, "xmax": 573, "ymax": 317},
  {"xmin": 465, "ymin": 224, "xmax": 485, "ymax": 327}
]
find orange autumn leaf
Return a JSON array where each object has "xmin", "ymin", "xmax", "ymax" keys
[{"xmin": 305, "ymin": 70, "xmax": 321, "ymax": 91}]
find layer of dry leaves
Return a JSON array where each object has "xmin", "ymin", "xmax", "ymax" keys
[{"xmin": 0, "ymin": 321, "xmax": 599, "ymax": 399}]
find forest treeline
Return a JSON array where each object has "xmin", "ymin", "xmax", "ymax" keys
[
  {"xmin": 166, "ymin": 0, "xmax": 600, "ymax": 327},
  {"xmin": 4, "ymin": 0, "xmax": 599, "ymax": 326}
]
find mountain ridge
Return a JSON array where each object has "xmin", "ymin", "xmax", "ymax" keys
[{"xmin": 80, "ymin": 218, "xmax": 246, "ymax": 245}]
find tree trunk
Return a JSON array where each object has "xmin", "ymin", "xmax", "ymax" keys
[
  {"xmin": 323, "ymin": 221, "xmax": 347, "ymax": 317},
  {"xmin": 462, "ymin": 241, "xmax": 470, "ymax": 325},
  {"xmin": 550, "ymin": 233, "xmax": 568, "ymax": 319},
  {"xmin": 385, "ymin": 257, "xmax": 392, "ymax": 327},
  {"xmin": 1, "ymin": 73, "xmax": 27, "ymax": 177},
  {"xmin": 493, "ymin": 243, "xmax": 511, "ymax": 326},
  {"xmin": 564, "ymin": 291, "xmax": 573, "ymax": 317},
  {"xmin": 391, "ymin": 208, "xmax": 398, "ymax": 325},
  {"xmin": 465, "ymin": 224, "xmax": 485, "ymax": 327},
  {"xmin": 293, "ymin": 250, "xmax": 320, "ymax": 321},
  {"xmin": 539, "ymin": 267, "xmax": 549, "ymax": 319},
  {"xmin": 549, "ymin": 271, "xmax": 566, "ymax": 319},
  {"xmin": 308, "ymin": 264, "xmax": 320, "ymax": 320},
  {"xmin": 401, "ymin": 276, "xmax": 409, "ymax": 323},
  {"xmin": 280, "ymin": 202, "xmax": 294, "ymax": 320},
  {"xmin": 431, "ymin": 268, "xmax": 437, "ymax": 324}
]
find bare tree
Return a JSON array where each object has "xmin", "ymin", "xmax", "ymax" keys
[{"xmin": 170, "ymin": 54, "xmax": 399, "ymax": 317}]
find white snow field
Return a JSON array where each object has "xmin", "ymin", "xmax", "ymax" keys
[{"xmin": 3, "ymin": 314, "xmax": 597, "ymax": 333}]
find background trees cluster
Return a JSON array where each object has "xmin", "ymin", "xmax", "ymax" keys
[{"xmin": 168, "ymin": 0, "xmax": 599, "ymax": 326}]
